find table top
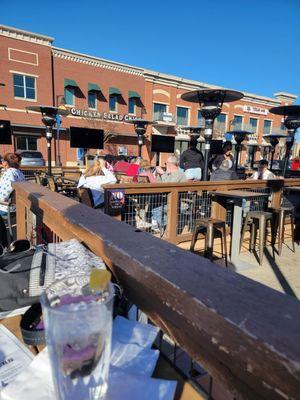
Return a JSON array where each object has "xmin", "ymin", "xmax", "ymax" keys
[{"xmin": 211, "ymin": 190, "xmax": 270, "ymax": 199}]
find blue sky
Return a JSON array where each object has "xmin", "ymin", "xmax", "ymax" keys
[{"xmin": 1, "ymin": 0, "xmax": 299, "ymax": 102}]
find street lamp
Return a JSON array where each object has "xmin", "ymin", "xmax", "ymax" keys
[
  {"xmin": 126, "ymin": 118, "xmax": 155, "ymax": 158},
  {"xmin": 269, "ymin": 105, "xmax": 300, "ymax": 177},
  {"xmin": 181, "ymin": 89, "xmax": 244, "ymax": 180},
  {"xmin": 263, "ymin": 133, "xmax": 286, "ymax": 171},
  {"xmin": 227, "ymin": 130, "xmax": 249, "ymax": 170},
  {"xmin": 27, "ymin": 105, "xmax": 69, "ymax": 175}
]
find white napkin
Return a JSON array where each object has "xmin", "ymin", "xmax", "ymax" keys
[{"xmin": 2, "ymin": 317, "xmax": 177, "ymax": 400}]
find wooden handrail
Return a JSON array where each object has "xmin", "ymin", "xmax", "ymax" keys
[{"xmin": 13, "ymin": 182, "xmax": 300, "ymax": 400}]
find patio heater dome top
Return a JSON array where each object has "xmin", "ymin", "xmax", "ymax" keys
[
  {"xmin": 269, "ymin": 105, "xmax": 300, "ymax": 116},
  {"xmin": 181, "ymin": 89, "xmax": 244, "ymax": 104},
  {"xmin": 26, "ymin": 105, "xmax": 69, "ymax": 116},
  {"xmin": 263, "ymin": 133, "xmax": 287, "ymax": 139},
  {"xmin": 180, "ymin": 125, "xmax": 204, "ymax": 132},
  {"xmin": 226, "ymin": 130, "xmax": 251, "ymax": 140}
]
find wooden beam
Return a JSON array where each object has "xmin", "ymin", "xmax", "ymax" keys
[{"xmin": 13, "ymin": 182, "xmax": 300, "ymax": 400}]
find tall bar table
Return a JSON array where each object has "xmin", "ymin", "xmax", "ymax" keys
[{"xmin": 211, "ymin": 190, "xmax": 270, "ymax": 271}]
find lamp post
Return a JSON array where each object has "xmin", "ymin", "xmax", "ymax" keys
[
  {"xmin": 227, "ymin": 130, "xmax": 249, "ymax": 170},
  {"xmin": 126, "ymin": 118, "xmax": 155, "ymax": 158},
  {"xmin": 181, "ymin": 89, "xmax": 244, "ymax": 180},
  {"xmin": 269, "ymin": 105, "xmax": 300, "ymax": 177},
  {"xmin": 263, "ymin": 133, "xmax": 286, "ymax": 171},
  {"xmin": 27, "ymin": 105, "xmax": 69, "ymax": 175}
]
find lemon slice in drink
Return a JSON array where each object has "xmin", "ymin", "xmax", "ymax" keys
[{"xmin": 89, "ymin": 269, "xmax": 111, "ymax": 293}]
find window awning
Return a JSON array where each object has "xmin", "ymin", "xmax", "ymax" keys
[
  {"xmin": 128, "ymin": 91, "xmax": 141, "ymax": 99},
  {"xmin": 64, "ymin": 79, "xmax": 79, "ymax": 88},
  {"xmin": 88, "ymin": 83, "xmax": 101, "ymax": 92},
  {"xmin": 109, "ymin": 87, "xmax": 121, "ymax": 96}
]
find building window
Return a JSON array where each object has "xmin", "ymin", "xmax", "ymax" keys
[
  {"xmin": 198, "ymin": 110, "xmax": 205, "ymax": 127},
  {"xmin": 88, "ymin": 92, "xmax": 97, "ymax": 109},
  {"xmin": 109, "ymin": 95, "xmax": 118, "ymax": 112},
  {"xmin": 249, "ymin": 118, "xmax": 258, "ymax": 134},
  {"xmin": 280, "ymin": 122, "xmax": 286, "ymax": 133},
  {"xmin": 215, "ymin": 113, "xmax": 227, "ymax": 133},
  {"xmin": 176, "ymin": 106, "xmax": 189, "ymax": 126},
  {"xmin": 232, "ymin": 115, "xmax": 243, "ymax": 130},
  {"xmin": 13, "ymin": 74, "xmax": 36, "ymax": 100},
  {"xmin": 263, "ymin": 120, "xmax": 272, "ymax": 135},
  {"xmin": 153, "ymin": 103, "xmax": 167, "ymax": 121},
  {"xmin": 64, "ymin": 87, "xmax": 75, "ymax": 106},
  {"xmin": 128, "ymin": 98, "xmax": 136, "ymax": 114},
  {"xmin": 16, "ymin": 136, "xmax": 38, "ymax": 150}
]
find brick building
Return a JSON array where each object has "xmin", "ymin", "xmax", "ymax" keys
[{"xmin": 0, "ymin": 24, "xmax": 297, "ymax": 166}]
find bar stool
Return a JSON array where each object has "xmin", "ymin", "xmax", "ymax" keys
[
  {"xmin": 190, "ymin": 218, "xmax": 228, "ymax": 267},
  {"xmin": 240, "ymin": 211, "xmax": 273, "ymax": 265},
  {"xmin": 269, "ymin": 206, "xmax": 295, "ymax": 255}
]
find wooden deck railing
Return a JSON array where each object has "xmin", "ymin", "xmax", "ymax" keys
[
  {"xmin": 103, "ymin": 178, "xmax": 300, "ymax": 244},
  {"xmin": 14, "ymin": 181, "xmax": 300, "ymax": 400}
]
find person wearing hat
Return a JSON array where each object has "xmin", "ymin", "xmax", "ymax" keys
[
  {"xmin": 210, "ymin": 159, "xmax": 239, "ymax": 181},
  {"xmin": 138, "ymin": 159, "xmax": 156, "ymax": 183}
]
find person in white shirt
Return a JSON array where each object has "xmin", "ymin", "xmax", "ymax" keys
[
  {"xmin": 251, "ymin": 159, "xmax": 276, "ymax": 180},
  {"xmin": 0, "ymin": 153, "xmax": 25, "ymax": 215},
  {"xmin": 77, "ymin": 157, "xmax": 117, "ymax": 207}
]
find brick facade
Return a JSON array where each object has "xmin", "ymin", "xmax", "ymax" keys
[{"xmin": 0, "ymin": 25, "xmax": 297, "ymax": 166}]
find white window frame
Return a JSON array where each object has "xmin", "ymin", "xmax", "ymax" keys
[
  {"xmin": 232, "ymin": 114, "xmax": 244, "ymax": 130},
  {"xmin": 263, "ymin": 119, "xmax": 273, "ymax": 134},
  {"xmin": 249, "ymin": 117, "xmax": 259, "ymax": 134},
  {"xmin": 65, "ymin": 87, "xmax": 75, "ymax": 107},
  {"xmin": 176, "ymin": 105, "xmax": 190, "ymax": 126},
  {"xmin": 128, "ymin": 97, "xmax": 136, "ymax": 115},
  {"xmin": 153, "ymin": 102, "xmax": 169, "ymax": 120},
  {"xmin": 109, "ymin": 94, "xmax": 118, "ymax": 113},
  {"xmin": 13, "ymin": 73, "xmax": 37, "ymax": 102},
  {"xmin": 88, "ymin": 91, "xmax": 97, "ymax": 110}
]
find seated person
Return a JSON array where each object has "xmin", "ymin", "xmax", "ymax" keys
[
  {"xmin": 113, "ymin": 156, "xmax": 131, "ymax": 173},
  {"xmin": 78, "ymin": 157, "xmax": 116, "ymax": 207},
  {"xmin": 0, "ymin": 153, "xmax": 25, "ymax": 215},
  {"xmin": 156, "ymin": 155, "xmax": 187, "ymax": 183},
  {"xmin": 250, "ymin": 159, "xmax": 275, "ymax": 180},
  {"xmin": 138, "ymin": 160, "xmax": 156, "ymax": 183},
  {"xmin": 211, "ymin": 141, "xmax": 234, "ymax": 171},
  {"xmin": 180, "ymin": 137, "xmax": 204, "ymax": 181},
  {"xmin": 210, "ymin": 159, "xmax": 239, "ymax": 181}
]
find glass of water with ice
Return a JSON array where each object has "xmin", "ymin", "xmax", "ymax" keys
[{"xmin": 41, "ymin": 274, "xmax": 114, "ymax": 400}]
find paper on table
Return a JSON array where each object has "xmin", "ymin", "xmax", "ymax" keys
[
  {"xmin": 1, "ymin": 350, "xmax": 176, "ymax": 400},
  {"xmin": 2, "ymin": 317, "xmax": 176, "ymax": 400},
  {"xmin": 112, "ymin": 316, "xmax": 159, "ymax": 348},
  {"xmin": 0, "ymin": 325, "xmax": 34, "ymax": 389}
]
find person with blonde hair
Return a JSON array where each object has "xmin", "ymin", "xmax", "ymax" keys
[
  {"xmin": 77, "ymin": 156, "xmax": 116, "ymax": 207},
  {"xmin": 0, "ymin": 153, "xmax": 25, "ymax": 215}
]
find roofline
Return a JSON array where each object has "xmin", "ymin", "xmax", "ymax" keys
[
  {"xmin": 0, "ymin": 24, "xmax": 54, "ymax": 42},
  {"xmin": 52, "ymin": 46, "xmax": 144, "ymax": 74},
  {"xmin": 274, "ymin": 92, "xmax": 298, "ymax": 99}
]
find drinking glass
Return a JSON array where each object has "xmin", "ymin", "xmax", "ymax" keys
[{"xmin": 41, "ymin": 274, "xmax": 114, "ymax": 400}]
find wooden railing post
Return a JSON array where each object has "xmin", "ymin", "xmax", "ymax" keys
[
  {"xmin": 166, "ymin": 189, "xmax": 178, "ymax": 243},
  {"xmin": 15, "ymin": 195, "xmax": 26, "ymax": 240}
]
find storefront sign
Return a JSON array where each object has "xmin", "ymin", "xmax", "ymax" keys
[
  {"xmin": 70, "ymin": 108, "xmax": 137, "ymax": 122},
  {"xmin": 243, "ymin": 105, "xmax": 268, "ymax": 115}
]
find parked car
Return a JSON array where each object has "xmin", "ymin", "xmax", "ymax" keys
[{"xmin": 18, "ymin": 150, "xmax": 45, "ymax": 167}]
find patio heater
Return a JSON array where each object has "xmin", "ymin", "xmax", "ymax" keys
[
  {"xmin": 269, "ymin": 105, "xmax": 300, "ymax": 177},
  {"xmin": 181, "ymin": 125, "xmax": 205, "ymax": 155},
  {"xmin": 126, "ymin": 118, "xmax": 155, "ymax": 158},
  {"xmin": 263, "ymin": 133, "xmax": 286, "ymax": 171},
  {"xmin": 27, "ymin": 105, "xmax": 69, "ymax": 176},
  {"xmin": 181, "ymin": 89, "xmax": 244, "ymax": 180},
  {"xmin": 227, "ymin": 130, "xmax": 249, "ymax": 170}
]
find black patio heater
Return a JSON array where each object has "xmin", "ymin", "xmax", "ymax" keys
[
  {"xmin": 181, "ymin": 89, "xmax": 244, "ymax": 180},
  {"xmin": 269, "ymin": 105, "xmax": 300, "ymax": 177},
  {"xmin": 126, "ymin": 118, "xmax": 155, "ymax": 158},
  {"xmin": 263, "ymin": 133, "xmax": 286, "ymax": 171},
  {"xmin": 227, "ymin": 130, "xmax": 250, "ymax": 170},
  {"xmin": 27, "ymin": 105, "xmax": 69, "ymax": 175},
  {"xmin": 181, "ymin": 125, "xmax": 204, "ymax": 154}
]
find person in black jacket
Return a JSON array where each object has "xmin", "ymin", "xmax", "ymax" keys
[
  {"xmin": 210, "ymin": 159, "xmax": 239, "ymax": 181},
  {"xmin": 180, "ymin": 137, "xmax": 204, "ymax": 180}
]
